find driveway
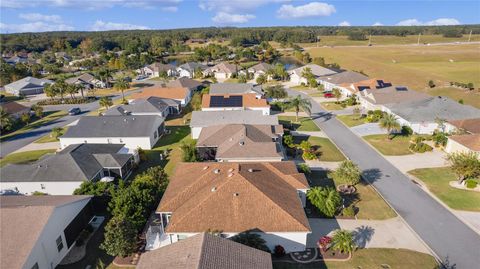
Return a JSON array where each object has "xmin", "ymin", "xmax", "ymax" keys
[
  {"xmin": 288, "ymin": 88, "xmax": 480, "ymax": 268},
  {"xmin": 384, "ymin": 149, "xmax": 448, "ymax": 173},
  {"xmin": 307, "ymin": 217, "xmax": 430, "ymax": 254},
  {"xmin": 351, "ymin": 123, "xmax": 388, "ymax": 136}
]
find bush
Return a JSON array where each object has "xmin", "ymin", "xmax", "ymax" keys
[
  {"xmin": 274, "ymin": 245, "xmax": 286, "ymax": 257},
  {"xmin": 409, "ymin": 141, "xmax": 433, "ymax": 153},
  {"xmin": 342, "ymin": 206, "xmax": 356, "ymax": 217},
  {"xmin": 297, "ymin": 163, "xmax": 311, "ymax": 174},
  {"xmin": 365, "ymin": 110, "xmax": 383, "ymax": 123},
  {"xmin": 401, "ymin": 125, "xmax": 413, "ymax": 136},
  {"xmin": 465, "ymin": 179, "xmax": 478, "ymax": 189},
  {"xmin": 37, "ymin": 97, "xmax": 94, "ymax": 106},
  {"xmin": 302, "ymin": 151, "xmax": 318, "ymax": 160},
  {"xmin": 432, "ymin": 132, "xmax": 448, "ymax": 147},
  {"xmin": 428, "ymin": 80, "xmax": 436, "ymax": 88}
]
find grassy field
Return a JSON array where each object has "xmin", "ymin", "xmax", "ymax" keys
[
  {"xmin": 306, "ymin": 43, "xmax": 480, "ymax": 108},
  {"xmin": 409, "ymin": 167, "xmax": 480, "ymax": 211},
  {"xmin": 336, "ymin": 114, "xmax": 365, "ymax": 127},
  {"xmin": 273, "ymin": 248, "xmax": 437, "ymax": 269},
  {"xmin": 279, "ymin": 116, "xmax": 320, "ymax": 131},
  {"xmin": 363, "ymin": 134, "xmax": 413, "ymax": 155},
  {"xmin": 294, "ymin": 136, "xmax": 345, "ymax": 162},
  {"xmin": 0, "ymin": 149, "xmax": 56, "ymax": 167},
  {"xmin": 0, "ymin": 111, "xmax": 68, "ymax": 142}
]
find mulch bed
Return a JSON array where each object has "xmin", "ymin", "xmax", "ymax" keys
[{"xmin": 318, "ymin": 248, "xmax": 350, "ymax": 260}]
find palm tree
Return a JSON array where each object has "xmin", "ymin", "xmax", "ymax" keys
[
  {"xmin": 54, "ymin": 79, "xmax": 67, "ymax": 101},
  {"xmin": 75, "ymin": 84, "xmax": 86, "ymax": 99},
  {"xmin": 286, "ymin": 95, "xmax": 312, "ymax": 122},
  {"xmin": 114, "ymin": 78, "xmax": 130, "ymax": 102},
  {"xmin": 66, "ymin": 84, "xmax": 79, "ymax": 99},
  {"xmin": 330, "ymin": 160, "xmax": 361, "ymax": 187},
  {"xmin": 332, "ymin": 229, "xmax": 356, "ymax": 255},
  {"xmin": 99, "ymin": 96, "xmax": 113, "ymax": 111},
  {"xmin": 306, "ymin": 186, "xmax": 341, "ymax": 217},
  {"xmin": 0, "ymin": 108, "xmax": 13, "ymax": 131},
  {"xmin": 379, "ymin": 113, "xmax": 400, "ymax": 140},
  {"xmin": 44, "ymin": 83, "xmax": 56, "ymax": 100}
]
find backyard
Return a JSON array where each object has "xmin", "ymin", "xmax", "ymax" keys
[
  {"xmin": 409, "ymin": 167, "xmax": 480, "ymax": 211},
  {"xmin": 279, "ymin": 116, "xmax": 320, "ymax": 132}
]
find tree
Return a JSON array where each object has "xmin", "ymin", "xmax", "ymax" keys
[
  {"xmin": 190, "ymin": 92, "xmax": 202, "ymax": 111},
  {"xmin": 51, "ymin": 127, "xmax": 63, "ymax": 139},
  {"xmin": 332, "ymin": 88, "xmax": 342, "ymax": 102},
  {"xmin": 256, "ymin": 74, "xmax": 267, "ymax": 84},
  {"xmin": 0, "ymin": 108, "xmax": 13, "ymax": 131},
  {"xmin": 32, "ymin": 105, "xmax": 43, "ymax": 118},
  {"xmin": 285, "ymin": 95, "xmax": 311, "ymax": 122},
  {"xmin": 230, "ymin": 232, "xmax": 270, "ymax": 252},
  {"xmin": 446, "ymin": 152, "xmax": 480, "ymax": 184},
  {"xmin": 66, "ymin": 84, "xmax": 79, "ymax": 99},
  {"xmin": 435, "ymin": 117, "xmax": 447, "ymax": 133},
  {"xmin": 20, "ymin": 113, "xmax": 30, "ymax": 125},
  {"xmin": 73, "ymin": 181, "xmax": 115, "ymax": 196},
  {"xmin": 307, "ymin": 186, "xmax": 341, "ymax": 217},
  {"xmin": 180, "ymin": 140, "xmax": 198, "ymax": 162},
  {"xmin": 379, "ymin": 113, "xmax": 400, "ymax": 139},
  {"xmin": 100, "ymin": 216, "xmax": 137, "ymax": 257},
  {"xmin": 283, "ymin": 134, "xmax": 294, "ymax": 148},
  {"xmin": 238, "ymin": 73, "xmax": 247, "ymax": 83},
  {"xmin": 313, "ymin": 57, "xmax": 326, "ymax": 66},
  {"xmin": 428, "ymin": 80, "xmax": 436, "ymax": 88},
  {"xmin": 99, "ymin": 96, "xmax": 113, "ymax": 110},
  {"xmin": 53, "ymin": 79, "xmax": 68, "ymax": 101},
  {"xmin": 44, "ymin": 84, "xmax": 56, "ymax": 100},
  {"xmin": 332, "ymin": 229, "xmax": 356, "ymax": 254},
  {"xmin": 114, "ymin": 77, "xmax": 130, "ymax": 102},
  {"xmin": 348, "ymin": 31, "xmax": 367, "ymax": 41},
  {"xmin": 264, "ymin": 85, "xmax": 287, "ymax": 99},
  {"xmin": 330, "ymin": 160, "xmax": 361, "ymax": 186}
]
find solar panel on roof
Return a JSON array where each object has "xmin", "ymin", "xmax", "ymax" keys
[{"xmin": 210, "ymin": 95, "xmax": 243, "ymax": 107}]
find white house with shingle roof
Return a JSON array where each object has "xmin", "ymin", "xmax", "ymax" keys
[
  {"xmin": 288, "ymin": 64, "xmax": 337, "ymax": 85},
  {"xmin": 5, "ymin": 76, "xmax": 53, "ymax": 96}
]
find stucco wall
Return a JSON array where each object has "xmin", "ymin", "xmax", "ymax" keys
[
  {"xmin": 1, "ymin": 181, "xmax": 85, "ymax": 195},
  {"xmin": 60, "ymin": 136, "xmax": 157, "ymax": 150}
]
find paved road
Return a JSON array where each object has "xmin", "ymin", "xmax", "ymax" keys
[{"xmin": 288, "ymin": 89, "xmax": 480, "ymax": 268}]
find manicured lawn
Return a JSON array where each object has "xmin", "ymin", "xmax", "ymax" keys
[
  {"xmin": 290, "ymin": 85, "xmax": 312, "ymax": 91},
  {"xmin": 0, "ymin": 149, "xmax": 56, "ymax": 167},
  {"xmin": 409, "ymin": 167, "xmax": 480, "ymax": 212},
  {"xmin": 320, "ymin": 102, "xmax": 344, "ymax": 111},
  {"xmin": 273, "ymin": 248, "xmax": 437, "ymax": 269},
  {"xmin": 0, "ymin": 110, "xmax": 67, "ymax": 141},
  {"xmin": 308, "ymin": 171, "xmax": 396, "ymax": 220},
  {"xmin": 363, "ymin": 134, "xmax": 413, "ymax": 156},
  {"xmin": 294, "ymin": 136, "xmax": 345, "ymax": 162},
  {"xmin": 336, "ymin": 114, "xmax": 365, "ymax": 127},
  {"xmin": 35, "ymin": 127, "xmax": 68, "ymax": 143},
  {"xmin": 279, "ymin": 116, "xmax": 320, "ymax": 132}
]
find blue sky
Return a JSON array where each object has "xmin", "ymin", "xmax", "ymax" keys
[{"xmin": 0, "ymin": 1, "xmax": 479, "ymax": 33}]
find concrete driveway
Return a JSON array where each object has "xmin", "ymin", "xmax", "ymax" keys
[
  {"xmin": 385, "ymin": 149, "xmax": 449, "ymax": 173},
  {"xmin": 351, "ymin": 123, "xmax": 388, "ymax": 136}
]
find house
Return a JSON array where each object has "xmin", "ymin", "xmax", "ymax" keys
[
  {"xmin": 337, "ymin": 78, "xmax": 392, "ymax": 97},
  {"xmin": 197, "ymin": 124, "xmax": 284, "ymax": 162},
  {"xmin": 203, "ymin": 62, "xmax": 241, "ymax": 80},
  {"xmin": 138, "ymin": 62, "xmax": 177, "ymax": 78},
  {"xmin": 0, "ymin": 101, "xmax": 30, "ymax": 119},
  {"xmin": 60, "ymin": 115, "xmax": 165, "ymax": 150},
  {"xmin": 0, "ymin": 144, "xmax": 136, "ymax": 195},
  {"xmin": 445, "ymin": 118, "xmax": 480, "ymax": 134},
  {"xmin": 246, "ymin": 62, "xmax": 274, "ymax": 80},
  {"xmin": 148, "ymin": 161, "xmax": 310, "ymax": 252},
  {"xmin": 166, "ymin": 77, "xmax": 203, "ymax": 91},
  {"xmin": 385, "ymin": 96, "xmax": 480, "ymax": 134},
  {"xmin": 105, "ymin": 96, "xmax": 181, "ymax": 117},
  {"xmin": 445, "ymin": 134, "xmax": 480, "ymax": 154},
  {"xmin": 288, "ymin": 64, "xmax": 337, "ymax": 85},
  {"xmin": 359, "ymin": 86, "xmax": 431, "ymax": 111},
  {"xmin": 131, "ymin": 86, "xmax": 192, "ymax": 107},
  {"xmin": 210, "ymin": 83, "xmax": 263, "ymax": 98},
  {"xmin": 4, "ymin": 55, "xmax": 29, "ymax": 65},
  {"xmin": 65, "ymin": 73, "xmax": 105, "ymax": 89},
  {"xmin": 317, "ymin": 71, "xmax": 369, "ymax": 92},
  {"xmin": 202, "ymin": 93, "xmax": 270, "ymax": 115},
  {"xmin": 190, "ymin": 110, "xmax": 279, "ymax": 139},
  {"xmin": 177, "ymin": 62, "xmax": 207, "ymax": 78},
  {"xmin": 139, "ymin": 233, "xmax": 272, "ymax": 269},
  {"xmin": 0, "ymin": 195, "xmax": 94, "ymax": 269},
  {"xmin": 4, "ymin": 76, "xmax": 53, "ymax": 96}
]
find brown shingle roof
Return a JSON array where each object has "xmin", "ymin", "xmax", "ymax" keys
[
  {"xmin": 362, "ymin": 86, "xmax": 430, "ymax": 105},
  {"xmin": 166, "ymin": 77, "xmax": 203, "ymax": 89},
  {"xmin": 157, "ymin": 162, "xmax": 310, "ymax": 233},
  {"xmin": 131, "ymin": 86, "xmax": 190, "ymax": 100},
  {"xmin": 137, "ymin": 233, "xmax": 272, "ymax": 269},
  {"xmin": 0, "ymin": 101, "xmax": 29, "ymax": 114},
  {"xmin": 339, "ymin": 78, "xmax": 392, "ymax": 94},
  {"xmin": 202, "ymin": 93, "xmax": 268, "ymax": 108},
  {"xmin": 449, "ymin": 134, "xmax": 480, "ymax": 151},
  {"xmin": 448, "ymin": 118, "xmax": 480, "ymax": 134}
]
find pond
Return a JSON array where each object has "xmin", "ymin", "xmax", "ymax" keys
[{"xmin": 275, "ymin": 56, "xmax": 303, "ymax": 70}]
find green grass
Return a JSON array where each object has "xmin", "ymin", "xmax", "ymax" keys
[
  {"xmin": 320, "ymin": 102, "xmax": 344, "ymax": 111},
  {"xmin": 0, "ymin": 111, "xmax": 68, "ymax": 142},
  {"xmin": 336, "ymin": 114, "xmax": 365, "ymax": 127},
  {"xmin": 409, "ymin": 167, "xmax": 480, "ymax": 211},
  {"xmin": 224, "ymin": 78, "xmax": 240, "ymax": 83},
  {"xmin": 295, "ymin": 136, "xmax": 345, "ymax": 162},
  {"xmin": 363, "ymin": 134, "xmax": 413, "ymax": 155},
  {"xmin": 35, "ymin": 127, "xmax": 68, "ymax": 143},
  {"xmin": 0, "ymin": 149, "xmax": 56, "ymax": 167},
  {"xmin": 308, "ymin": 170, "xmax": 396, "ymax": 220},
  {"xmin": 273, "ymin": 248, "xmax": 437, "ymax": 269},
  {"xmin": 279, "ymin": 116, "xmax": 320, "ymax": 131}
]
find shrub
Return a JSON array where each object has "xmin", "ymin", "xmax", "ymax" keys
[
  {"xmin": 409, "ymin": 141, "xmax": 433, "ymax": 153},
  {"xmin": 307, "ymin": 186, "xmax": 341, "ymax": 217},
  {"xmin": 365, "ymin": 110, "xmax": 383, "ymax": 123},
  {"xmin": 302, "ymin": 151, "xmax": 318, "ymax": 160},
  {"xmin": 274, "ymin": 245, "xmax": 286, "ymax": 257},
  {"xmin": 465, "ymin": 179, "xmax": 478, "ymax": 189},
  {"xmin": 318, "ymin": 236, "xmax": 332, "ymax": 252},
  {"xmin": 37, "ymin": 98, "xmax": 94, "ymax": 106},
  {"xmin": 342, "ymin": 206, "xmax": 356, "ymax": 217},
  {"xmin": 298, "ymin": 163, "xmax": 311, "ymax": 174},
  {"xmin": 401, "ymin": 125, "xmax": 413, "ymax": 136},
  {"xmin": 428, "ymin": 80, "xmax": 435, "ymax": 88},
  {"xmin": 432, "ymin": 132, "xmax": 448, "ymax": 147},
  {"xmin": 459, "ymin": 99, "xmax": 464, "ymax": 104},
  {"xmin": 283, "ymin": 135, "xmax": 294, "ymax": 148}
]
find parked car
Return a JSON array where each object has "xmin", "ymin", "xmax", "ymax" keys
[
  {"xmin": 68, "ymin": 107, "xmax": 81, "ymax": 115},
  {"xmin": 324, "ymin": 93, "xmax": 334, "ymax": 98}
]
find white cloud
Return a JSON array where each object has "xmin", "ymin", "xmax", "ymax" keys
[
  {"xmin": 212, "ymin": 12, "xmax": 255, "ymax": 24},
  {"xmin": 396, "ymin": 18, "xmax": 460, "ymax": 26},
  {"xmin": 338, "ymin": 21, "xmax": 351, "ymax": 26},
  {"xmin": 0, "ymin": 22, "xmax": 74, "ymax": 33},
  {"xmin": 373, "ymin": 22, "xmax": 383, "ymax": 26},
  {"xmin": 162, "ymin": 6, "xmax": 178, "ymax": 12},
  {"xmin": 1, "ymin": 0, "xmax": 182, "ymax": 10},
  {"xmin": 90, "ymin": 20, "xmax": 150, "ymax": 31},
  {"xmin": 19, "ymin": 13, "xmax": 63, "ymax": 23},
  {"xmin": 200, "ymin": 0, "xmax": 289, "ymax": 12},
  {"xmin": 277, "ymin": 2, "xmax": 336, "ymax": 19}
]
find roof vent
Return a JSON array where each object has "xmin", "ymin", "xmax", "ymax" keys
[
  {"xmin": 214, "ymin": 169, "xmax": 220, "ymax": 174},
  {"xmin": 228, "ymin": 168, "xmax": 234, "ymax": 173},
  {"xmin": 239, "ymin": 141, "xmax": 245, "ymax": 146},
  {"xmin": 203, "ymin": 166, "xmax": 209, "ymax": 170},
  {"xmin": 132, "ymin": 117, "xmax": 135, "ymax": 120},
  {"xmin": 228, "ymin": 173, "xmax": 234, "ymax": 177},
  {"xmin": 124, "ymin": 118, "xmax": 127, "ymax": 122},
  {"xmin": 233, "ymin": 192, "xmax": 239, "ymax": 197},
  {"xmin": 211, "ymin": 187, "xmax": 217, "ymax": 192},
  {"xmin": 248, "ymin": 168, "xmax": 254, "ymax": 173}
]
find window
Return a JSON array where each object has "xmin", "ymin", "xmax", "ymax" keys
[
  {"xmin": 31, "ymin": 263, "xmax": 39, "ymax": 269},
  {"xmin": 56, "ymin": 236, "xmax": 64, "ymax": 252},
  {"xmin": 40, "ymin": 184, "xmax": 45, "ymax": 190}
]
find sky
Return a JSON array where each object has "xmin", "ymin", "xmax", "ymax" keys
[{"xmin": 0, "ymin": 0, "xmax": 479, "ymax": 33}]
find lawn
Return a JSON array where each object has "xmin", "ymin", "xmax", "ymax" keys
[
  {"xmin": 363, "ymin": 134, "xmax": 413, "ymax": 155},
  {"xmin": 273, "ymin": 248, "xmax": 437, "ymax": 269},
  {"xmin": 336, "ymin": 114, "xmax": 365, "ymax": 127},
  {"xmin": 308, "ymin": 170, "xmax": 396, "ymax": 220},
  {"xmin": 0, "ymin": 149, "xmax": 56, "ymax": 167},
  {"xmin": 306, "ymin": 43, "xmax": 480, "ymax": 108},
  {"xmin": 279, "ymin": 116, "xmax": 320, "ymax": 132},
  {"xmin": 320, "ymin": 102, "xmax": 344, "ymax": 111},
  {"xmin": 409, "ymin": 167, "xmax": 480, "ymax": 211},
  {"xmin": 35, "ymin": 127, "xmax": 68, "ymax": 143},
  {"xmin": 0, "ymin": 110, "xmax": 68, "ymax": 142},
  {"xmin": 294, "ymin": 136, "xmax": 345, "ymax": 162}
]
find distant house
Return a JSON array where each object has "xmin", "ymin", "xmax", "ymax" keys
[
  {"xmin": 385, "ymin": 96, "xmax": 480, "ymax": 134},
  {"xmin": 445, "ymin": 134, "xmax": 480, "ymax": 154},
  {"xmin": 202, "ymin": 93, "xmax": 270, "ymax": 115},
  {"xmin": 190, "ymin": 110, "xmax": 279, "ymax": 139},
  {"xmin": 148, "ymin": 161, "xmax": 310, "ymax": 252},
  {"xmin": 4, "ymin": 55, "xmax": 28, "ymax": 65},
  {"xmin": 0, "ymin": 195, "xmax": 94, "ymax": 269},
  {"xmin": 359, "ymin": 85, "xmax": 431, "ymax": 111},
  {"xmin": 140, "ymin": 233, "xmax": 272, "ymax": 269},
  {"xmin": 131, "ymin": 86, "xmax": 192, "ymax": 107},
  {"xmin": 209, "ymin": 83, "xmax": 263, "ymax": 98},
  {"xmin": 105, "ymin": 97, "xmax": 181, "ymax": 117},
  {"xmin": 60, "ymin": 115, "xmax": 165, "ymax": 150},
  {"xmin": 197, "ymin": 124, "xmax": 284, "ymax": 162},
  {"xmin": 246, "ymin": 62, "xmax": 274, "ymax": 80},
  {"xmin": 0, "ymin": 101, "xmax": 30, "ymax": 119},
  {"xmin": 288, "ymin": 64, "xmax": 337, "ymax": 85},
  {"xmin": 445, "ymin": 118, "xmax": 480, "ymax": 134},
  {"xmin": 138, "ymin": 62, "xmax": 177, "ymax": 78},
  {"xmin": 317, "ymin": 71, "xmax": 369, "ymax": 91},
  {"xmin": 337, "ymin": 78, "xmax": 392, "ymax": 97},
  {"xmin": 65, "ymin": 73, "xmax": 105, "ymax": 89},
  {"xmin": 203, "ymin": 62, "xmax": 241, "ymax": 80},
  {"xmin": 166, "ymin": 77, "xmax": 203, "ymax": 91},
  {"xmin": 177, "ymin": 62, "xmax": 207, "ymax": 78},
  {"xmin": 4, "ymin": 76, "xmax": 53, "ymax": 96},
  {"xmin": 0, "ymin": 144, "xmax": 136, "ymax": 195}
]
